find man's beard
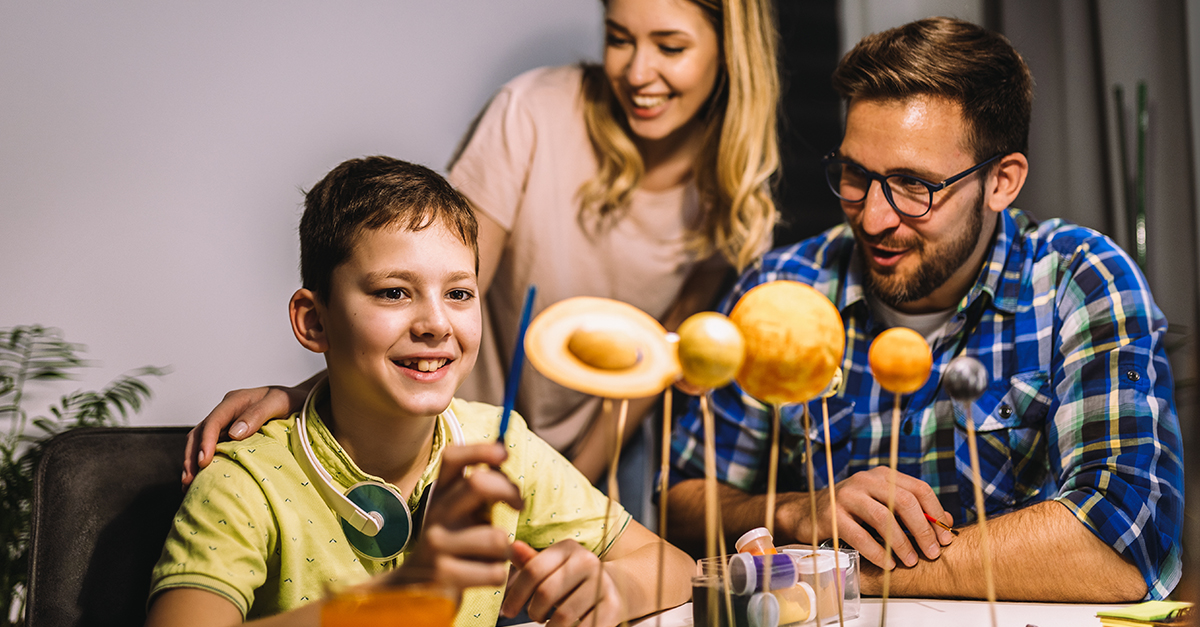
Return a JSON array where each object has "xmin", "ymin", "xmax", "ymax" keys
[{"xmin": 855, "ymin": 189, "xmax": 985, "ymax": 308}]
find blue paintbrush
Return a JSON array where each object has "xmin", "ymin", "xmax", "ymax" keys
[{"xmin": 498, "ymin": 284, "xmax": 537, "ymax": 442}]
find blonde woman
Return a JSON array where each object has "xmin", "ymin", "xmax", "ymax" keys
[{"xmin": 184, "ymin": 0, "xmax": 780, "ymax": 490}]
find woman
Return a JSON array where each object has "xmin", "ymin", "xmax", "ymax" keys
[{"xmin": 185, "ymin": 0, "xmax": 780, "ymax": 490}]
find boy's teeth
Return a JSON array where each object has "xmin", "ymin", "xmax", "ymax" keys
[
  {"xmin": 632, "ymin": 94, "xmax": 668, "ymax": 108},
  {"xmin": 401, "ymin": 358, "xmax": 447, "ymax": 372}
]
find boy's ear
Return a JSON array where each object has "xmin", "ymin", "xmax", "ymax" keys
[{"xmin": 290, "ymin": 289, "xmax": 328, "ymax": 353}]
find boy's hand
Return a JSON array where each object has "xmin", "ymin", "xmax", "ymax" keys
[
  {"xmin": 393, "ymin": 443, "xmax": 524, "ymax": 593},
  {"xmin": 501, "ymin": 540, "xmax": 622, "ymax": 627}
]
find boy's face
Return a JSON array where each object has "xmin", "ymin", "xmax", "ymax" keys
[{"xmin": 315, "ymin": 222, "xmax": 480, "ymax": 422}]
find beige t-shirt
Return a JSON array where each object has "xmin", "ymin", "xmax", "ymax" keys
[{"xmin": 449, "ymin": 65, "xmax": 706, "ymax": 451}]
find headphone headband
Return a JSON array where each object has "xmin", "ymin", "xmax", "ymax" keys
[{"xmin": 290, "ymin": 377, "xmax": 463, "ymax": 560}]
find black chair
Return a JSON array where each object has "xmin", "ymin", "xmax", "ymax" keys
[{"xmin": 26, "ymin": 427, "xmax": 191, "ymax": 627}]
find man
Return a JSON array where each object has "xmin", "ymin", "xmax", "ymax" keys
[{"xmin": 668, "ymin": 17, "xmax": 1182, "ymax": 602}]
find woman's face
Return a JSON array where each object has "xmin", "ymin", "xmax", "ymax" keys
[{"xmin": 603, "ymin": 0, "xmax": 721, "ymax": 143}]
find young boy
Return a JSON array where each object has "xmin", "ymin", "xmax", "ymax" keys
[{"xmin": 145, "ymin": 157, "xmax": 692, "ymax": 627}]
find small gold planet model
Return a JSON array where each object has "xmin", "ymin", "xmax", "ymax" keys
[
  {"xmin": 676, "ymin": 312, "xmax": 745, "ymax": 390},
  {"xmin": 728, "ymin": 281, "xmax": 845, "ymax": 405},
  {"xmin": 868, "ymin": 327, "xmax": 932, "ymax": 394}
]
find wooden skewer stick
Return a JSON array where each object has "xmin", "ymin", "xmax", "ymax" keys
[
  {"xmin": 964, "ymin": 408, "xmax": 997, "ymax": 626},
  {"xmin": 944, "ymin": 356, "xmax": 996, "ymax": 627},
  {"xmin": 655, "ymin": 389, "xmax": 672, "ymax": 627},
  {"xmin": 765, "ymin": 403, "xmax": 782, "ymax": 537},
  {"xmin": 801, "ymin": 406, "xmax": 822, "ymax": 624},
  {"xmin": 592, "ymin": 398, "xmax": 629, "ymax": 627},
  {"xmin": 700, "ymin": 393, "xmax": 735, "ymax": 627},
  {"xmin": 878, "ymin": 393, "xmax": 902, "ymax": 627},
  {"xmin": 867, "ymin": 327, "xmax": 932, "ymax": 627},
  {"xmin": 714, "ymin": 472, "xmax": 735, "ymax": 627},
  {"xmin": 753, "ymin": 401, "xmax": 784, "ymax": 617},
  {"xmin": 821, "ymin": 374, "xmax": 846, "ymax": 627},
  {"xmin": 702, "ymin": 395, "xmax": 720, "ymax": 562}
]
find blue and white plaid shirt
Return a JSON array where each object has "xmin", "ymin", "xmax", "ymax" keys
[{"xmin": 670, "ymin": 208, "xmax": 1183, "ymax": 599}]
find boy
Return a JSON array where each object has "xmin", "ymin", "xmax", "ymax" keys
[{"xmin": 146, "ymin": 156, "xmax": 692, "ymax": 626}]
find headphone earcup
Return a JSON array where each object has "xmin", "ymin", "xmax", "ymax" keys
[{"xmin": 341, "ymin": 482, "xmax": 411, "ymax": 561}]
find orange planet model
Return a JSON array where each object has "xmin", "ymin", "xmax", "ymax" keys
[
  {"xmin": 676, "ymin": 312, "xmax": 745, "ymax": 390},
  {"xmin": 868, "ymin": 327, "xmax": 932, "ymax": 393},
  {"xmin": 729, "ymin": 281, "xmax": 845, "ymax": 405}
]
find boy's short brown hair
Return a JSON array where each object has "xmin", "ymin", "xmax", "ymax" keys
[
  {"xmin": 831, "ymin": 16, "xmax": 1034, "ymax": 161},
  {"xmin": 299, "ymin": 156, "xmax": 478, "ymax": 302}
]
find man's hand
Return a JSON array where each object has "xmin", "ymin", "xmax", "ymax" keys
[
  {"xmin": 392, "ymin": 443, "xmax": 524, "ymax": 593},
  {"xmin": 501, "ymin": 540, "xmax": 623, "ymax": 627},
  {"xmin": 779, "ymin": 467, "xmax": 954, "ymax": 569}
]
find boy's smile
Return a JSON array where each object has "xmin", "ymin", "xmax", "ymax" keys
[{"xmin": 305, "ymin": 221, "xmax": 481, "ymax": 427}]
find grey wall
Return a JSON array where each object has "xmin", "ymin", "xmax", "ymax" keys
[
  {"xmin": 0, "ymin": 1, "xmax": 602, "ymax": 426},
  {"xmin": 840, "ymin": 0, "xmax": 984, "ymax": 55}
]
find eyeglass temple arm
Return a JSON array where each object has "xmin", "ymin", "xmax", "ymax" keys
[{"xmin": 934, "ymin": 153, "xmax": 1003, "ymax": 190}]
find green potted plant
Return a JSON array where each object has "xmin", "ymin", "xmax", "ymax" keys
[{"xmin": 0, "ymin": 325, "xmax": 166, "ymax": 626}]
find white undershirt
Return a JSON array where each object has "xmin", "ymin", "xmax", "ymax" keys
[{"xmin": 868, "ymin": 292, "xmax": 956, "ymax": 343}]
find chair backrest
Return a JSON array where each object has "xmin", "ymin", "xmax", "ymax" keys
[{"xmin": 26, "ymin": 426, "xmax": 190, "ymax": 627}]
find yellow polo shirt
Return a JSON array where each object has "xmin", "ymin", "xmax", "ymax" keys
[{"xmin": 149, "ymin": 396, "xmax": 629, "ymax": 625}]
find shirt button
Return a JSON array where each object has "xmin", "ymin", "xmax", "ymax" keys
[
  {"xmin": 1126, "ymin": 370, "xmax": 1141, "ymax": 382},
  {"xmin": 998, "ymin": 404, "xmax": 1013, "ymax": 419}
]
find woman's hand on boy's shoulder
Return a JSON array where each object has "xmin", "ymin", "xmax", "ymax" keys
[{"xmin": 182, "ymin": 382, "xmax": 312, "ymax": 488}]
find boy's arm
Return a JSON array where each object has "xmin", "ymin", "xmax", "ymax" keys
[
  {"xmin": 600, "ymin": 520, "xmax": 694, "ymax": 617},
  {"xmin": 146, "ymin": 588, "xmax": 319, "ymax": 627},
  {"xmin": 502, "ymin": 520, "xmax": 692, "ymax": 627},
  {"xmin": 499, "ymin": 410, "xmax": 692, "ymax": 627}
]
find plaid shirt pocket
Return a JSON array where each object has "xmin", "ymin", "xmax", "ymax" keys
[{"xmin": 954, "ymin": 371, "xmax": 1053, "ymax": 520}]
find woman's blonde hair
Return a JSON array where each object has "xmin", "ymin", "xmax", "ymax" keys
[{"xmin": 579, "ymin": 0, "xmax": 780, "ymax": 271}]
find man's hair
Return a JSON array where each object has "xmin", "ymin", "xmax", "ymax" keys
[
  {"xmin": 299, "ymin": 156, "xmax": 478, "ymax": 302},
  {"xmin": 831, "ymin": 16, "xmax": 1033, "ymax": 160}
]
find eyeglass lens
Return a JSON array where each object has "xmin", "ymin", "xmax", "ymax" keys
[{"xmin": 825, "ymin": 161, "xmax": 932, "ymax": 216}]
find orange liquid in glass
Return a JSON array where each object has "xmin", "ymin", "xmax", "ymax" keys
[{"xmin": 322, "ymin": 588, "xmax": 456, "ymax": 627}]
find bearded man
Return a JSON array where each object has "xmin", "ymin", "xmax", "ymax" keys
[{"xmin": 667, "ymin": 16, "xmax": 1182, "ymax": 602}]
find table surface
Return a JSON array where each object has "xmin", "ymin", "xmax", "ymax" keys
[{"xmin": 515, "ymin": 598, "xmax": 1129, "ymax": 627}]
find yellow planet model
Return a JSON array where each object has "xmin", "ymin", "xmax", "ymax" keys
[
  {"xmin": 728, "ymin": 281, "xmax": 845, "ymax": 405},
  {"xmin": 676, "ymin": 312, "xmax": 745, "ymax": 390},
  {"xmin": 868, "ymin": 327, "xmax": 932, "ymax": 393}
]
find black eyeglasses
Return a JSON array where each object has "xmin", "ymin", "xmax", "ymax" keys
[{"xmin": 822, "ymin": 152, "xmax": 1002, "ymax": 218}]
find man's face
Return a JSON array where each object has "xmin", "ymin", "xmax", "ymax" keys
[
  {"xmin": 838, "ymin": 95, "xmax": 996, "ymax": 313},
  {"xmin": 316, "ymin": 221, "xmax": 481, "ymax": 423}
]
